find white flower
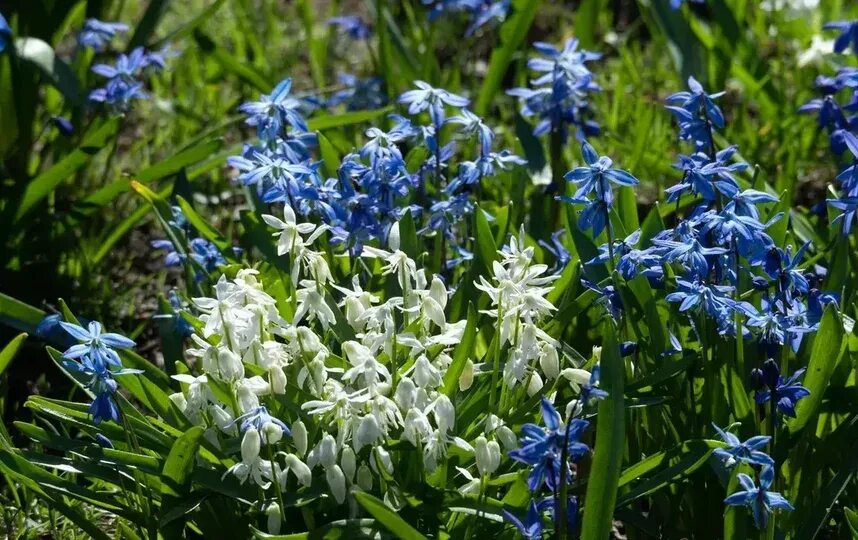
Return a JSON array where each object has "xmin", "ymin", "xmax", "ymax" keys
[
  {"xmin": 292, "ymin": 420, "xmax": 308, "ymax": 457},
  {"xmin": 266, "ymin": 503, "xmax": 282, "ymax": 535},
  {"xmin": 475, "ymin": 436, "xmax": 500, "ymax": 476},
  {"xmin": 262, "ymin": 205, "xmax": 328, "ymax": 258},
  {"xmin": 342, "ymin": 341, "xmax": 391, "ymax": 391},
  {"xmin": 458, "ymin": 359, "xmax": 475, "ymax": 391},
  {"xmin": 280, "ymin": 453, "xmax": 312, "ymax": 487},
  {"xmin": 341, "ymin": 446, "xmax": 357, "ymax": 481},
  {"xmin": 355, "ymin": 414, "xmax": 382, "ymax": 452},
  {"xmin": 798, "ymin": 35, "xmax": 834, "ymax": 67},
  {"xmin": 326, "ymin": 465, "xmax": 347, "ymax": 504},
  {"xmin": 357, "ymin": 464, "xmax": 373, "ymax": 491},
  {"xmin": 293, "ymin": 281, "xmax": 336, "ymax": 330}
]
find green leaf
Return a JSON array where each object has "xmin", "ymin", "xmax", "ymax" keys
[
  {"xmin": 177, "ymin": 195, "xmax": 232, "ymax": 253},
  {"xmin": 307, "ymin": 106, "xmax": 394, "ymax": 131},
  {"xmin": 193, "ymin": 30, "xmax": 272, "ymax": 92},
  {"xmin": 844, "ymin": 508, "xmax": 858, "ymax": 538},
  {"xmin": 14, "ymin": 37, "xmax": 83, "ymax": 106},
  {"xmin": 13, "ymin": 117, "xmax": 120, "ymax": 223},
  {"xmin": 0, "ymin": 292, "xmax": 44, "ymax": 334},
  {"xmin": 353, "ymin": 491, "xmax": 428, "ymax": 540},
  {"xmin": 581, "ymin": 321, "xmax": 625, "ymax": 537},
  {"xmin": 162, "ymin": 426, "xmax": 205, "ymax": 497},
  {"xmin": 442, "ymin": 304, "xmax": 478, "ymax": 396},
  {"xmin": 794, "ymin": 452, "xmax": 858, "ymax": 540},
  {"xmin": 317, "ymin": 131, "xmax": 341, "ymax": 179},
  {"xmin": 475, "ymin": 0, "xmax": 542, "ymax": 116},
  {"xmin": 127, "ymin": 0, "xmax": 169, "ymax": 48},
  {"xmin": 789, "ymin": 306, "xmax": 845, "ymax": 434},
  {"xmin": 0, "ymin": 333, "xmax": 27, "ymax": 378}
]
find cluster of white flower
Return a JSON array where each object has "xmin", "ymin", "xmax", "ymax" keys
[
  {"xmin": 476, "ymin": 226, "xmax": 561, "ymax": 393},
  {"xmin": 164, "ymin": 210, "xmax": 591, "ymax": 530}
]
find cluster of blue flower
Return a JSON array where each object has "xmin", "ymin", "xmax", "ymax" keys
[
  {"xmin": 151, "ymin": 205, "xmax": 229, "ymax": 281},
  {"xmin": 508, "ymin": 38, "xmax": 602, "ymax": 144},
  {"xmin": 553, "ymin": 72, "xmax": 832, "ymax": 528},
  {"xmin": 228, "ymin": 77, "xmax": 524, "ymax": 262},
  {"xmin": 58, "ymin": 319, "xmax": 140, "ymax": 425},
  {"xmin": 800, "ymin": 20, "xmax": 858, "ymax": 234},
  {"xmin": 80, "ymin": 18, "xmax": 172, "ymax": 111},
  {"xmin": 421, "ymin": 0, "xmax": 510, "ymax": 37}
]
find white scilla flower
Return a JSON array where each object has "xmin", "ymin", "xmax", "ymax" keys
[
  {"xmin": 282, "ymin": 453, "xmax": 313, "ymax": 487},
  {"xmin": 540, "ymin": 345, "xmax": 560, "ymax": 379},
  {"xmin": 292, "ymin": 420, "xmax": 307, "ymax": 457},
  {"xmin": 270, "ymin": 366, "xmax": 287, "ymax": 395},
  {"xmin": 496, "ymin": 425, "xmax": 517, "ymax": 451},
  {"xmin": 355, "ymin": 415, "xmax": 382, "ymax": 452},
  {"xmin": 527, "ymin": 372, "xmax": 544, "ymax": 396},
  {"xmin": 326, "ymin": 465, "xmax": 347, "ymax": 504},
  {"xmin": 241, "ymin": 428, "xmax": 262, "ymax": 463},
  {"xmin": 475, "ymin": 436, "xmax": 501, "ymax": 476},
  {"xmin": 341, "ymin": 447, "xmax": 356, "ymax": 481},
  {"xmin": 266, "ymin": 503, "xmax": 282, "ymax": 535},
  {"xmin": 319, "ymin": 434, "xmax": 338, "ymax": 469},
  {"xmin": 458, "ymin": 359, "xmax": 475, "ymax": 391}
]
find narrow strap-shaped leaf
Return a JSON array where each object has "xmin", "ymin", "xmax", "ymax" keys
[
  {"xmin": 581, "ymin": 320, "xmax": 626, "ymax": 537},
  {"xmin": 0, "ymin": 332, "xmax": 27, "ymax": 377},
  {"xmin": 353, "ymin": 491, "xmax": 428, "ymax": 540}
]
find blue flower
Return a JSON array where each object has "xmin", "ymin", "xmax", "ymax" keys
[
  {"xmin": 665, "ymin": 76, "xmax": 725, "ymax": 128},
  {"xmin": 502, "ymin": 500, "xmax": 543, "ymax": 539},
  {"xmin": 63, "ymin": 355, "xmax": 140, "ymax": 424},
  {"xmin": 824, "ymin": 20, "xmax": 858, "ymax": 56},
  {"xmin": 89, "ymin": 78, "xmax": 147, "ymax": 110},
  {"xmin": 0, "ymin": 12, "xmax": 11, "ymax": 54},
  {"xmin": 754, "ymin": 359, "xmax": 810, "ymax": 419},
  {"xmin": 563, "ymin": 141, "xmax": 638, "ymax": 204},
  {"xmin": 464, "ymin": 0, "xmax": 509, "ymax": 37},
  {"xmin": 508, "ymin": 398, "xmax": 590, "ymax": 492},
  {"xmin": 538, "ymin": 230, "xmax": 571, "ymax": 273},
  {"xmin": 724, "ymin": 189, "xmax": 778, "ymax": 220},
  {"xmin": 60, "ymin": 321, "xmax": 135, "ymax": 369},
  {"xmin": 670, "ymin": 0, "xmax": 705, "ymax": 8},
  {"xmin": 762, "ymin": 243, "xmax": 811, "ymax": 297},
  {"xmin": 712, "ymin": 424, "xmax": 773, "ymax": 468},
  {"xmin": 724, "ymin": 466, "xmax": 794, "ymax": 529},
  {"xmin": 327, "ymin": 16, "xmax": 371, "ymax": 39},
  {"xmin": 153, "ymin": 290, "xmax": 194, "ymax": 338},
  {"xmin": 652, "ymin": 238, "xmax": 726, "ymax": 279},
  {"xmin": 579, "ymin": 364, "xmax": 609, "ymax": 406},
  {"xmin": 231, "ymin": 406, "xmax": 291, "ymax": 438},
  {"xmin": 666, "ymin": 147, "xmax": 746, "ymax": 202},
  {"xmin": 828, "ymin": 196, "xmax": 858, "ymax": 234},
  {"xmin": 77, "ymin": 18, "xmax": 129, "ymax": 51},
  {"xmin": 447, "ymin": 108, "xmax": 494, "ymax": 156},
  {"xmin": 327, "ymin": 73, "xmax": 387, "ymax": 111},
  {"xmin": 582, "ymin": 278, "xmax": 623, "ymax": 320},
  {"xmin": 51, "ymin": 116, "xmax": 75, "ymax": 137},
  {"xmin": 239, "ymin": 78, "xmax": 309, "ymax": 140},
  {"xmin": 398, "ymin": 81, "xmax": 469, "ymax": 128}
]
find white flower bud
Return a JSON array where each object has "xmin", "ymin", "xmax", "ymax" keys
[
  {"xmin": 357, "ymin": 464, "xmax": 373, "ymax": 491},
  {"xmin": 236, "ymin": 383, "xmax": 259, "ymax": 414},
  {"xmin": 341, "ymin": 447, "xmax": 356, "ymax": 481},
  {"xmin": 209, "ymin": 404, "xmax": 235, "ymax": 432},
  {"xmin": 292, "ymin": 420, "xmax": 307, "ymax": 457},
  {"xmin": 566, "ymin": 399, "xmax": 583, "ymax": 420},
  {"xmin": 429, "ymin": 276, "xmax": 448, "ymax": 309},
  {"xmin": 414, "ymin": 355, "xmax": 441, "ymax": 388},
  {"xmin": 284, "ymin": 453, "xmax": 312, "ymax": 487},
  {"xmin": 266, "ymin": 503, "xmax": 281, "ymax": 535},
  {"xmin": 269, "ymin": 366, "xmax": 287, "ymax": 395},
  {"xmin": 475, "ymin": 436, "xmax": 501, "ymax": 476},
  {"xmin": 592, "ymin": 345, "xmax": 602, "ymax": 361},
  {"xmin": 496, "ymin": 425, "xmax": 517, "ymax": 452},
  {"xmin": 168, "ymin": 392, "xmax": 187, "ymax": 412},
  {"xmin": 262, "ymin": 421, "xmax": 284, "ymax": 445},
  {"xmin": 326, "ymin": 464, "xmax": 347, "ymax": 504},
  {"xmin": 433, "ymin": 395, "xmax": 455, "ymax": 433},
  {"xmin": 403, "ymin": 408, "xmax": 432, "ymax": 446},
  {"xmin": 319, "ymin": 434, "xmax": 338, "ymax": 469},
  {"xmin": 458, "ymin": 359, "xmax": 475, "ymax": 391},
  {"xmin": 241, "ymin": 428, "xmax": 261, "ymax": 464},
  {"xmin": 394, "ymin": 377, "xmax": 417, "ymax": 410},
  {"xmin": 218, "ymin": 348, "xmax": 244, "ymax": 382},
  {"xmin": 371, "ymin": 447, "xmax": 393, "ymax": 475},
  {"xmin": 561, "ymin": 368, "xmax": 592, "ymax": 387},
  {"xmin": 388, "ymin": 222, "xmax": 401, "ymax": 251},
  {"xmin": 202, "ymin": 346, "xmax": 218, "ymax": 374},
  {"xmin": 539, "ymin": 345, "xmax": 560, "ymax": 379},
  {"xmin": 355, "ymin": 415, "xmax": 381, "ymax": 452},
  {"xmin": 423, "ymin": 296, "xmax": 446, "ymax": 328},
  {"xmin": 344, "ymin": 296, "xmax": 367, "ymax": 331},
  {"xmin": 526, "ymin": 372, "xmax": 544, "ymax": 396}
]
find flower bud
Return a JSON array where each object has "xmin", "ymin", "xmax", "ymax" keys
[
  {"xmin": 433, "ymin": 395, "xmax": 455, "ymax": 433},
  {"xmin": 292, "ymin": 420, "xmax": 307, "ymax": 457},
  {"xmin": 388, "ymin": 222, "xmax": 401, "ymax": 251},
  {"xmin": 209, "ymin": 404, "xmax": 235, "ymax": 432},
  {"xmin": 218, "ymin": 348, "xmax": 244, "ymax": 381},
  {"xmin": 475, "ymin": 436, "xmax": 500, "ymax": 476},
  {"xmin": 414, "ymin": 355, "xmax": 441, "ymax": 388},
  {"xmin": 423, "ymin": 296, "xmax": 446, "ymax": 328},
  {"xmin": 357, "ymin": 464, "xmax": 373, "ymax": 491},
  {"xmin": 241, "ymin": 428, "xmax": 261, "ymax": 464},
  {"xmin": 341, "ymin": 446, "xmax": 356, "ymax": 481},
  {"xmin": 355, "ymin": 415, "xmax": 381, "ymax": 452},
  {"xmin": 169, "ymin": 392, "xmax": 188, "ymax": 412},
  {"xmin": 394, "ymin": 377, "xmax": 417, "ymax": 410},
  {"xmin": 262, "ymin": 421, "xmax": 284, "ymax": 445},
  {"xmin": 371, "ymin": 447, "xmax": 394, "ymax": 475},
  {"xmin": 429, "ymin": 276, "xmax": 448, "ymax": 309},
  {"xmin": 326, "ymin": 464, "xmax": 347, "ymax": 504},
  {"xmin": 496, "ymin": 425, "xmax": 517, "ymax": 451},
  {"xmin": 591, "ymin": 345, "xmax": 602, "ymax": 361},
  {"xmin": 527, "ymin": 372, "xmax": 544, "ymax": 396},
  {"xmin": 540, "ymin": 345, "xmax": 560, "ymax": 379},
  {"xmin": 565, "ymin": 399, "xmax": 583, "ymax": 420},
  {"xmin": 458, "ymin": 359, "xmax": 475, "ymax": 391},
  {"xmin": 284, "ymin": 453, "xmax": 312, "ymax": 486},
  {"xmin": 266, "ymin": 503, "xmax": 282, "ymax": 535},
  {"xmin": 269, "ymin": 366, "xmax": 287, "ymax": 395},
  {"xmin": 319, "ymin": 434, "xmax": 338, "ymax": 469},
  {"xmin": 236, "ymin": 383, "xmax": 260, "ymax": 413}
]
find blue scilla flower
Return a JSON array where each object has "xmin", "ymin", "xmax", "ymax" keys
[
  {"xmin": 239, "ymin": 78, "xmax": 309, "ymax": 140},
  {"xmin": 562, "ymin": 141, "xmax": 639, "ymax": 204},
  {"xmin": 527, "ymin": 38, "xmax": 601, "ymax": 88},
  {"xmin": 89, "ymin": 78, "xmax": 147, "ymax": 110},
  {"xmin": 762, "ymin": 243, "xmax": 811, "ymax": 297},
  {"xmin": 502, "ymin": 500, "xmax": 543, "ymax": 539},
  {"xmin": 579, "ymin": 364, "xmax": 609, "ymax": 406},
  {"xmin": 507, "ymin": 86, "xmax": 601, "ymax": 142},
  {"xmin": 696, "ymin": 209, "xmax": 775, "ymax": 259},
  {"xmin": 446, "ymin": 245, "xmax": 474, "ymax": 269},
  {"xmin": 582, "ymin": 278, "xmax": 623, "ymax": 320},
  {"xmin": 327, "ymin": 73, "xmax": 387, "ymax": 111},
  {"xmin": 724, "ymin": 189, "xmax": 778, "ymax": 220},
  {"xmin": 92, "ymin": 47, "xmax": 154, "ymax": 80},
  {"xmin": 63, "ymin": 354, "xmax": 141, "ymax": 424},
  {"xmin": 327, "ymin": 16, "xmax": 371, "ymax": 40},
  {"xmin": 666, "ymin": 76, "xmax": 725, "ymax": 128},
  {"xmin": 77, "ymin": 18, "xmax": 129, "ymax": 51},
  {"xmin": 398, "ymin": 80, "xmax": 469, "ymax": 128},
  {"xmin": 670, "ymin": 0, "xmax": 705, "ymax": 8},
  {"xmin": 230, "ymin": 151, "xmax": 314, "ymax": 191},
  {"xmin": 712, "ymin": 424, "xmax": 774, "ymax": 468},
  {"xmin": 755, "ymin": 359, "xmax": 810, "ymax": 419},
  {"xmin": 724, "ymin": 466, "xmax": 794, "ymax": 529},
  {"xmin": 508, "ymin": 398, "xmax": 590, "ymax": 492},
  {"xmin": 61, "ymin": 321, "xmax": 135, "ymax": 369},
  {"xmin": 0, "ymin": 12, "xmax": 11, "ymax": 54},
  {"xmin": 652, "ymin": 238, "xmax": 727, "ymax": 279},
  {"xmin": 447, "ymin": 108, "xmax": 494, "ymax": 156},
  {"xmin": 538, "ymin": 230, "xmax": 572, "ymax": 273},
  {"xmin": 51, "ymin": 116, "xmax": 75, "ymax": 137},
  {"xmin": 665, "ymin": 105, "xmax": 714, "ymax": 152},
  {"xmin": 464, "ymin": 0, "xmax": 509, "ymax": 37},
  {"xmin": 445, "ymin": 151, "xmax": 525, "ymax": 193},
  {"xmin": 422, "ymin": 194, "xmax": 474, "ymax": 239},
  {"xmin": 665, "ymin": 279, "xmax": 739, "ymax": 329},
  {"xmin": 828, "ymin": 197, "xmax": 858, "ymax": 234},
  {"xmin": 824, "ymin": 20, "xmax": 858, "ymax": 56},
  {"xmin": 666, "ymin": 147, "xmax": 746, "ymax": 202},
  {"xmin": 153, "ymin": 290, "xmax": 194, "ymax": 338}
]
